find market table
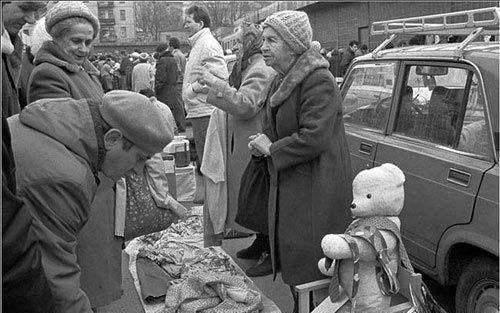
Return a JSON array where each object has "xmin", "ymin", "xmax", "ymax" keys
[{"xmin": 124, "ymin": 208, "xmax": 281, "ymax": 313}]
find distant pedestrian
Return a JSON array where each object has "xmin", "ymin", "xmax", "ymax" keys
[
  {"xmin": 340, "ymin": 40, "xmax": 358, "ymax": 76},
  {"xmin": 155, "ymin": 43, "xmax": 185, "ymax": 132},
  {"xmin": 132, "ymin": 52, "xmax": 154, "ymax": 92},
  {"xmin": 355, "ymin": 43, "xmax": 369, "ymax": 56},
  {"xmin": 328, "ymin": 48, "xmax": 342, "ymax": 77},
  {"xmin": 118, "ymin": 50, "xmax": 132, "ymax": 90},
  {"xmin": 100, "ymin": 58, "xmax": 114, "ymax": 92},
  {"xmin": 169, "ymin": 37, "xmax": 187, "ymax": 132}
]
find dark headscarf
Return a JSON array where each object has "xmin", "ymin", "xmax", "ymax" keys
[{"xmin": 228, "ymin": 23, "xmax": 263, "ymax": 89}]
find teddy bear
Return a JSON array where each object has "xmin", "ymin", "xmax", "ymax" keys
[{"xmin": 317, "ymin": 163, "xmax": 413, "ymax": 313}]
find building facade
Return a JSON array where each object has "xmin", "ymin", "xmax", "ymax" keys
[
  {"xmin": 228, "ymin": 1, "xmax": 497, "ymax": 51},
  {"xmin": 300, "ymin": 1, "xmax": 498, "ymax": 50},
  {"xmin": 84, "ymin": 1, "xmax": 136, "ymax": 44}
]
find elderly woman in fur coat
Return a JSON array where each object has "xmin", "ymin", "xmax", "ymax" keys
[{"xmin": 248, "ymin": 10, "xmax": 353, "ymax": 312}]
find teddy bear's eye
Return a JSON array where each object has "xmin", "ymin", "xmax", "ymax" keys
[{"xmin": 366, "ymin": 194, "xmax": 372, "ymax": 199}]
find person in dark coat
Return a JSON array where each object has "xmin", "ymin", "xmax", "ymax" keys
[
  {"xmin": 8, "ymin": 91, "xmax": 173, "ymax": 313},
  {"xmin": 328, "ymin": 48, "xmax": 342, "ymax": 78},
  {"xmin": 2, "ymin": 1, "xmax": 45, "ymax": 117},
  {"xmin": 155, "ymin": 43, "xmax": 185, "ymax": 132},
  {"xmin": 169, "ymin": 37, "xmax": 187, "ymax": 132},
  {"xmin": 339, "ymin": 40, "xmax": 359, "ymax": 77},
  {"xmin": 249, "ymin": 10, "xmax": 352, "ymax": 312},
  {"xmin": 118, "ymin": 50, "xmax": 133, "ymax": 90},
  {"xmin": 26, "ymin": 2, "xmax": 122, "ymax": 310},
  {"xmin": 2, "ymin": 19, "xmax": 56, "ymax": 313}
]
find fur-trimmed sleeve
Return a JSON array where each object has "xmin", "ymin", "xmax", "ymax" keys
[{"xmin": 206, "ymin": 57, "xmax": 276, "ymax": 119}]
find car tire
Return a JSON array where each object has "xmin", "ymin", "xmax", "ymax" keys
[{"xmin": 455, "ymin": 257, "xmax": 499, "ymax": 313}]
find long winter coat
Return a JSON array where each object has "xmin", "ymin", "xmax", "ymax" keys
[
  {"xmin": 8, "ymin": 97, "xmax": 107, "ymax": 313},
  {"xmin": 262, "ymin": 49, "xmax": 353, "ymax": 286},
  {"xmin": 155, "ymin": 50, "xmax": 178, "ymax": 108},
  {"xmin": 28, "ymin": 41, "xmax": 102, "ymax": 103},
  {"xmin": 205, "ymin": 53, "xmax": 276, "ymax": 232},
  {"xmin": 27, "ymin": 41, "xmax": 123, "ymax": 308}
]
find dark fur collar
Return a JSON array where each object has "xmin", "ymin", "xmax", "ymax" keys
[
  {"xmin": 269, "ymin": 49, "xmax": 330, "ymax": 107},
  {"xmin": 34, "ymin": 41, "xmax": 99, "ymax": 76}
]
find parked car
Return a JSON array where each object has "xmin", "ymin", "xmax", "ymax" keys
[{"xmin": 340, "ymin": 8, "xmax": 499, "ymax": 313}]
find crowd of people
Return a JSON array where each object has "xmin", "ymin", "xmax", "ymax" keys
[{"xmin": 1, "ymin": 1, "xmax": 398, "ymax": 313}]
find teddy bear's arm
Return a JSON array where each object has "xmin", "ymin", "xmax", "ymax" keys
[{"xmin": 321, "ymin": 231, "xmax": 398, "ymax": 261}]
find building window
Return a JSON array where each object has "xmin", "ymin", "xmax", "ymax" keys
[
  {"xmin": 120, "ymin": 27, "xmax": 126, "ymax": 38},
  {"xmin": 120, "ymin": 10, "xmax": 126, "ymax": 20}
]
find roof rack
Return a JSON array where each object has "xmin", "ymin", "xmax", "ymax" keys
[
  {"xmin": 371, "ymin": 7, "xmax": 499, "ymax": 36},
  {"xmin": 370, "ymin": 7, "xmax": 500, "ymax": 59}
]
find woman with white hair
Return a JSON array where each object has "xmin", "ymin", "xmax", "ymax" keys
[
  {"xmin": 131, "ymin": 52, "xmax": 154, "ymax": 92},
  {"xmin": 248, "ymin": 10, "xmax": 353, "ymax": 311},
  {"xmin": 18, "ymin": 16, "xmax": 52, "ymax": 109},
  {"xmin": 26, "ymin": 2, "xmax": 123, "ymax": 311}
]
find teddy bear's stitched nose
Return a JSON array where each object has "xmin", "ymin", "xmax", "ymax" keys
[{"xmin": 350, "ymin": 203, "xmax": 356, "ymax": 209}]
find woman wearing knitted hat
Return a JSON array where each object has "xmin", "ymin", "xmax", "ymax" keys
[
  {"xmin": 27, "ymin": 0, "xmax": 102, "ymax": 103},
  {"xmin": 26, "ymin": 2, "xmax": 124, "ymax": 312},
  {"xmin": 248, "ymin": 10, "xmax": 353, "ymax": 311}
]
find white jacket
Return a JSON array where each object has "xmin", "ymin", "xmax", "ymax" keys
[{"xmin": 183, "ymin": 28, "xmax": 228, "ymax": 118}]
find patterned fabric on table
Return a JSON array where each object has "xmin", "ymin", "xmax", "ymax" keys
[
  {"xmin": 164, "ymin": 270, "xmax": 262, "ymax": 313},
  {"xmin": 124, "ymin": 168, "xmax": 178, "ymax": 240}
]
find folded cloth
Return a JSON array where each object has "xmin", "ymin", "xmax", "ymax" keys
[
  {"xmin": 136, "ymin": 256, "xmax": 173, "ymax": 302},
  {"xmin": 164, "ymin": 270, "xmax": 262, "ymax": 313}
]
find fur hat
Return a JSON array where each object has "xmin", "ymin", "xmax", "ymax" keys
[
  {"xmin": 262, "ymin": 10, "xmax": 312, "ymax": 54},
  {"xmin": 99, "ymin": 91, "xmax": 172, "ymax": 154},
  {"xmin": 45, "ymin": 1, "xmax": 99, "ymax": 38}
]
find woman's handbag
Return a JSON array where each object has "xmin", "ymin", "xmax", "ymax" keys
[
  {"xmin": 124, "ymin": 168, "xmax": 178, "ymax": 241},
  {"xmin": 235, "ymin": 155, "xmax": 270, "ymax": 235}
]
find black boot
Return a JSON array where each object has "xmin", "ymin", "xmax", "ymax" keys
[
  {"xmin": 245, "ymin": 252, "xmax": 272, "ymax": 277},
  {"xmin": 236, "ymin": 234, "xmax": 269, "ymax": 259}
]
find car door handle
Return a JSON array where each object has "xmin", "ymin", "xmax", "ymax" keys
[
  {"xmin": 447, "ymin": 168, "xmax": 471, "ymax": 187},
  {"xmin": 359, "ymin": 142, "xmax": 373, "ymax": 155}
]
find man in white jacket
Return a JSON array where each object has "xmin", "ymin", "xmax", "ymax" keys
[{"xmin": 182, "ymin": 5, "xmax": 228, "ymax": 203}]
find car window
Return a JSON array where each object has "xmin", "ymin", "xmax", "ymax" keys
[
  {"xmin": 394, "ymin": 65, "xmax": 491, "ymax": 158},
  {"xmin": 457, "ymin": 75, "xmax": 490, "ymax": 156},
  {"xmin": 342, "ymin": 62, "xmax": 397, "ymax": 131}
]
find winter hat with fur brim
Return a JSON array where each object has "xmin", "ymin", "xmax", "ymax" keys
[
  {"xmin": 45, "ymin": 1, "xmax": 99, "ymax": 39},
  {"xmin": 99, "ymin": 91, "xmax": 172, "ymax": 154},
  {"xmin": 262, "ymin": 10, "xmax": 312, "ymax": 54}
]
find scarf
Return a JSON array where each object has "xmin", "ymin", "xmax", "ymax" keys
[{"xmin": 228, "ymin": 23, "xmax": 263, "ymax": 89}]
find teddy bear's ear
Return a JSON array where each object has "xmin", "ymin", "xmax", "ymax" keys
[{"xmin": 380, "ymin": 163, "xmax": 405, "ymax": 184}]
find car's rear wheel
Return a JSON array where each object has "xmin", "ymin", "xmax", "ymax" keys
[{"xmin": 456, "ymin": 257, "xmax": 499, "ymax": 313}]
